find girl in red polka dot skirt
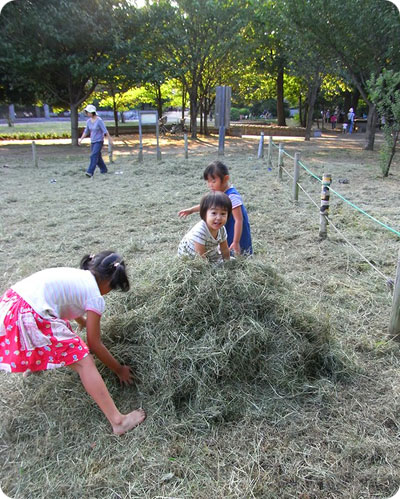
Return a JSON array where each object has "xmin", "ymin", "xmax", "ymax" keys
[{"xmin": 0, "ymin": 251, "xmax": 146, "ymax": 435}]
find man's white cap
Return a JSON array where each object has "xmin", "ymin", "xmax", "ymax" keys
[{"xmin": 84, "ymin": 104, "xmax": 96, "ymax": 113}]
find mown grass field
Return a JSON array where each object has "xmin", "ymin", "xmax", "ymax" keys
[{"xmin": 0, "ymin": 130, "xmax": 399, "ymax": 498}]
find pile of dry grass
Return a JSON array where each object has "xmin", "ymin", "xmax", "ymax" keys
[{"xmin": 104, "ymin": 256, "xmax": 349, "ymax": 424}]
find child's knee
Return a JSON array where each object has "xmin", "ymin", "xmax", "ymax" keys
[{"xmin": 69, "ymin": 353, "xmax": 94, "ymax": 372}]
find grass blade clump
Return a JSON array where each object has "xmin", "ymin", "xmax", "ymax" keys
[{"xmin": 104, "ymin": 256, "xmax": 349, "ymax": 423}]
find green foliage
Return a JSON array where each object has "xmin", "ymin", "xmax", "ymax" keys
[
  {"xmin": 368, "ymin": 69, "xmax": 400, "ymax": 176},
  {"xmin": 368, "ymin": 70, "xmax": 400, "ymax": 127},
  {"xmin": 0, "ymin": 131, "xmax": 71, "ymax": 140},
  {"xmin": 230, "ymin": 107, "xmax": 251, "ymax": 120}
]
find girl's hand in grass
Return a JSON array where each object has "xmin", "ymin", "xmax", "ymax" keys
[{"xmin": 117, "ymin": 365, "xmax": 134, "ymax": 386}]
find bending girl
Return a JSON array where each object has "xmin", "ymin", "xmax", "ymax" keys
[{"xmin": 0, "ymin": 250, "xmax": 146, "ymax": 435}]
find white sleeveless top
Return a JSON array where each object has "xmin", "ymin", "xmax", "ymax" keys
[{"xmin": 12, "ymin": 268, "xmax": 105, "ymax": 319}]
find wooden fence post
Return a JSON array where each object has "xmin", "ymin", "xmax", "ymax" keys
[
  {"xmin": 184, "ymin": 133, "xmax": 188, "ymax": 159},
  {"xmin": 292, "ymin": 152, "xmax": 300, "ymax": 201},
  {"xmin": 267, "ymin": 136, "xmax": 273, "ymax": 167},
  {"xmin": 319, "ymin": 173, "xmax": 332, "ymax": 239},
  {"xmin": 32, "ymin": 141, "xmax": 38, "ymax": 168},
  {"xmin": 156, "ymin": 119, "xmax": 162, "ymax": 161},
  {"xmin": 108, "ymin": 142, "xmax": 113, "ymax": 164},
  {"xmin": 257, "ymin": 132, "xmax": 264, "ymax": 159},
  {"xmin": 389, "ymin": 248, "xmax": 400, "ymax": 338},
  {"xmin": 138, "ymin": 117, "xmax": 143, "ymax": 163},
  {"xmin": 278, "ymin": 143, "xmax": 283, "ymax": 180}
]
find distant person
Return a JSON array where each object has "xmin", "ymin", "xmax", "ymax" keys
[
  {"xmin": 178, "ymin": 191, "xmax": 231, "ymax": 263},
  {"xmin": 178, "ymin": 161, "xmax": 253, "ymax": 256},
  {"xmin": 0, "ymin": 251, "xmax": 146, "ymax": 435},
  {"xmin": 347, "ymin": 107, "xmax": 355, "ymax": 134},
  {"xmin": 78, "ymin": 104, "xmax": 113, "ymax": 178},
  {"xmin": 330, "ymin": 113, "xmax": 338, "ymax": 129},
  {"xmin": 342, "ymin": 122, "xmax": 348, "ymax": 134}
]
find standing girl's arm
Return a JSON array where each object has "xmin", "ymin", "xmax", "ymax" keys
[
  {"xmin": 230, "ymin": 206, "xmax": 243, "ymax": 255},
  {"xmin": 178, "ymin": 204, "xmax": 200, "ymax": 218},
  {"xmin": 220, "ymin": 240, "xmax": 230, "ymax": 261},
  {"xmin": 86, "ymin": 310, "xmax": 133, "ymax": 385}
]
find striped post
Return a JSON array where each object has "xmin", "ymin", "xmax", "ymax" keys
[
  {"xmin": 292, "ymin": 152, "xmax": 300, "ymax": 201},
  {"xmin": 389, "ymin": 248, "xmax": 400, "ymax": 339},
  {"xmin": 319, "ymin": 173, "xmax": 332, "ymax": 239},
  {"xmin": 278, "ymin": 143, "xmax": 283, "ymax": 180}
]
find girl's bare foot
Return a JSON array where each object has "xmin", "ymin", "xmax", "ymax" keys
[{"xmin": 113, "ymin": 409, "xmax": 146, "ymax": 435}]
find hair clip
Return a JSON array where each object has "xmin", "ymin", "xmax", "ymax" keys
[{"xmin": 114, "ymin": 261, "xmax": 120, "ymax": 268}]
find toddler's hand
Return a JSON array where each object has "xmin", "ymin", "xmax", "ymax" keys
[
  {"xmin": 230, "ymin": 241, "xmax": 241, "ymax": 255},
  {"xmin": 117, "ymin": 365, "xmax": 134, "ymax": 386},
  {"xmin": 178, "ymin": 209, "xmax": 191, "ymax": 218}
]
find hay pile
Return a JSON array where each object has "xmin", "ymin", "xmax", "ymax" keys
[{"xmin": 104, "ymin": 256, "xmax": 348, "ymax": 422}]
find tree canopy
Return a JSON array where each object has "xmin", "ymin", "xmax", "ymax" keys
[{"xmin": 1, "ymin": 0, "xmax": 399, "ymax": 144}]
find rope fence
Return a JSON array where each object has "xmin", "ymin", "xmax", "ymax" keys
[{"xmin": 262, "ymin": 134, "xmax": 400, "ymax": 337}]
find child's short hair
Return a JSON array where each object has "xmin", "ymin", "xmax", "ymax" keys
[
  {"xmin": 203, "ymin": 160, "xmax": 229, "ymax": 181},
  {"xmin": 200, "ymin": 191, "xmax": 232, "ymax": 220},
  {"xmin": 80, "ymin": 250, "xmax": 130, "ymax": 291}
]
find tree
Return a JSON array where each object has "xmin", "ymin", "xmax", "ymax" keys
[
  {"xmin": 94, "ymin": 3, "xmax": 146, "ymax": 135},
  {"xmin": 0, "ymin": 0, "xmax": 133, "ymax": 145},
  {"xmin": 368, "ymin": 69, "xmax": 400, "ymax": 176},
  {"xmin": 243, "ymin": 0, "xmax": 290, "ymax": 126},
  {"xmin": 280, "ymin": 0, "xmax": 400, "ymax": 150},
  {"xmin": 146, "ymin": 0, "xmax": 247, "ymax": 138}
]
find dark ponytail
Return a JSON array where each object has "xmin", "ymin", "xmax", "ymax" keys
[{"xmin": 80, "ymin": 250, "xmax": 130, "ymax": 291}]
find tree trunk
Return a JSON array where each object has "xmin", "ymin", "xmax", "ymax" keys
[
  {"xmin": 203, "ymin": 109, "xmax": 208, "ymax": 135},
  {"xmin": 181, "ymin": 82, "xmax": 186, "ymax": 121},
  {"xmin": 351, "ymin": 88, "xmax": 360, "ymax": 113},
  {"xmin": 304, "ymin": 76, "xmax": 320, "ymax": 141},
  {"xmin": 189, "ymin": 87, "xmax": 198, "ymax": 139},
  {"xmin": 276, "ymin": 67, "xmax": 286, "ymax": 126},
  {"xmin": 155, "ymin": 83, "xmax": 163, "ymax": 119},
  {"xmin": 113, "ymin": 93, "xmax": 119, "ymax": 137},
  {"xmin": 199, "ymin": 98, "xmax": 203, "ymax": 134},
  {"xmin": 364, "ymin": 103, "xmax": 377, "ymax": 150},
  {"xmin": 383, "ymin": 129, "xmax": 399, "ymax": 177},
  {"xmin": 70, "ymin": 103, "xmax": 79, "ymax": 146}
]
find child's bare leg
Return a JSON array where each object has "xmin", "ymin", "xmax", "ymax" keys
[{"xmin": 69, "ymin": 355, "xmax": 146, "ymax": 435}]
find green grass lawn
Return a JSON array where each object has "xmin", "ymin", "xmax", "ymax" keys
[{"xmin": 0, "ymin": 120, "xmax": 139, "ymax": 138}]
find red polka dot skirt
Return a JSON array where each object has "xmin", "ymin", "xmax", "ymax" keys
[{"xmin": 0, "ymin": 289, "xmax": 89, "ymax": 373}]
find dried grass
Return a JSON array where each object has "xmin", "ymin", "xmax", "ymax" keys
[
  {"xmin": 1, "ymin": 134, "xmax": 400, "ymax": 498},
  {"xmin": 104, "ymin": 256, "xmax": 349, "ymax": 427}
]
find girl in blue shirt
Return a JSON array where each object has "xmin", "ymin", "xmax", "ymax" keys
[{"xmin": 179, "ymin": 161, "xmax": 253, "ymax": 255}]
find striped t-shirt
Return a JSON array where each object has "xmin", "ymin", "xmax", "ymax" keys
[
  {"xmin": 12, "ymin": 268, "xmax": 105, "ymax": 319},
  {"xmin": 178, "ymin": 219, "xmax": 227, "ymax": 263}
]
